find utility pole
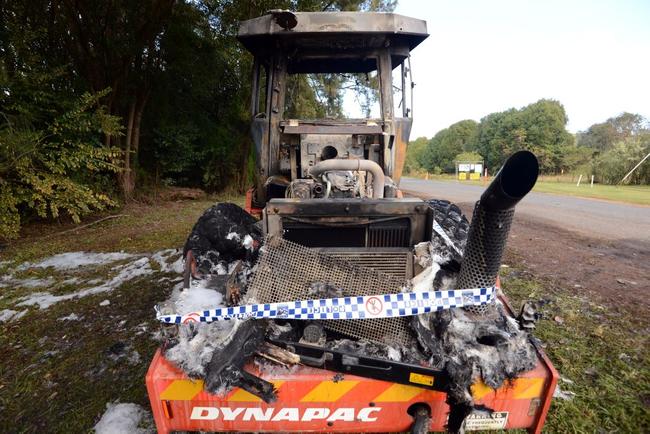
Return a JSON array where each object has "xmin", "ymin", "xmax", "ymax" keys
[{"xmin": 618, "ymin": 152, "xmax": 650, "ymax": 184}]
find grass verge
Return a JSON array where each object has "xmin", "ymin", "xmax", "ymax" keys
[
  {"xmin": 500, "ymin": 266, "xmax": 649, "ymax": 433},
  {"xmin": 0, "ymin": 196, "xmax": 236, "ymax": 433},
  {"xmin": 404, "ymin": 173, "xmax": 650, "ymax": 206}
]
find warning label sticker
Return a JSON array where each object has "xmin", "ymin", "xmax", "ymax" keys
[{"xmin": 464, "ymin": 411, "xmax": 509, "ymax": 431}]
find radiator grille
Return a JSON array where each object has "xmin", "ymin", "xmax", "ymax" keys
[
  {"xmin": 367, "ymin": 221, "xmax": 410, "ymax": 247},
  {"xmin": 247, "ymin": 235, "xmax": 413, "ymax": 345},
  {"xmin": 324, "ymin": 249, "xmax": 413, "ymax": 279}
]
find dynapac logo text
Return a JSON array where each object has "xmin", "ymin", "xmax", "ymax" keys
[{"xmin": 190, "ymin": 406, "xmax": 381, "ymax": 422}]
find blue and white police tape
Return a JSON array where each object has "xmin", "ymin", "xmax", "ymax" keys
[{"xmin": 155, "ymin": 286, "xmax": 497, "ymax": 324}]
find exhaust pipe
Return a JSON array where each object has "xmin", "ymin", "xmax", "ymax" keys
[{"xmin": 458, "ymin": 151, "xmax": 539, "ymax": 312}]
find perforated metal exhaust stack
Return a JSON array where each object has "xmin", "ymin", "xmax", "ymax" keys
[{"xmin": 458, "ymin": 151, "xmax": 539, "ymax": 314}]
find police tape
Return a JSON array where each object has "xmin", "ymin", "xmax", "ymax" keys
[{"xmin": 155, "ymin": 286, "xmax": 496, "ymax": 324}]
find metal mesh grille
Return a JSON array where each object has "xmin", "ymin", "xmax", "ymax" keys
[
  {"xmin": 458, "ymin": 202, "xmax": 514, "ymax": 315},
  {"xmin": 324, "ymin": 250, "xmax": 412, "ymax": 280},
  {"xmin": 247, "ymin": 235, "xmax": 413, "ymax": 345}
]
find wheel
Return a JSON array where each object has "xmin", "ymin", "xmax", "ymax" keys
[
  {"xmin": 410, "ymin": 405, "xmax": 431, "ymax": 434},
  {"xmin": 424, "ymin": 199, "xmax": 470, "ymax": 263}
]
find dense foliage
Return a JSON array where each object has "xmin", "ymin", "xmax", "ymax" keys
[
  {"xmin": 407, "ymin": 100, "xmax": 649, "ymax": 184},
  {"xmin": 0, "ymin": 0, "xmax": 394, "ymax": 239}
]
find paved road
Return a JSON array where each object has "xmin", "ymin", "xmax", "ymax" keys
[{"xmin": 400, "ymin": 177, "xmax": 650, "ymax": 241}]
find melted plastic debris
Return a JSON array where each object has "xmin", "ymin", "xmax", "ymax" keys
[
  {"xmin": 183, "ymin": 203, "xmax": 262, "ymax": 268},
  {"xmin": 413, "ymin": 302, "xmax": 537, "ymax": 432},
  {"xmin": 93, "ymin": 402, "xmax": 154, "ymax": 434},
  {"xmin": 307, "ymin": 282, "xmax": 344, "ymax": 299},
  {"xmin": 328, "ymin": 339, "xmax": 403, "ymax": 362},
  {"xmin": 157, "ymin": 207, "xmax": 540, "ymax": 413},
  {"xmin": 165, "ymin": 319, "xmax": 240, "ymax": 378},
  {"xmin": 553, "ymin": 384, "xmax": 576, "ymax": 401},
  {"xmin": 163, "ymin": 278, "xmax": 236, "ymax": 377}
]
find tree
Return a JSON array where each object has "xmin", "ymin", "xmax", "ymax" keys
[
  {"xmin": 592, "ymin": 138, "xmax": 650, "ymax": 184},
  {"xmin": 57, "ymin": 0, "xmax": 176, "ymax": 198},
  {"xmin": 404, "ymin": 136, "xmax": 429, "ymax": 173},
  {"xmin": 1, "ymin": 0, "xmax": 399, "ymax": 239},
  {"xmin": 577, "ymin": 112, "xmax": 648, "ymax": 151},
  {"xmin": 0, "ymin": 86, "xmax": 121, "ymax": 239},
  {"xmin": 424, "ymin": 120, "xmax": 479, "ymax": 173},
  {"xmin": 475, "ymin": 99, "xmax": 573, "ymax": 173}
]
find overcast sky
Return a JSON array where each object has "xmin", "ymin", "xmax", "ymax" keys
[{"xmin": 394, "ymin": 0, "xmax": 650, "ymax": 139}]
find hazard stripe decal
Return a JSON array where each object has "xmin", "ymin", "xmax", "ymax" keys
[
  {"xmin": 372, "ymin": 384, "xmax": 426, "ymax": 402},
  {"xmin": 227, "ymin": 381, "xmax": 285, "ymax": 402},
  {"xmin": 300, "ymin": 380, "xmax": 359, "ymax": 402},
  {"xmin": 471, "ymin": 378, "xmax": 545, "ymax": 400},
  {"xmin": 160, "ymin": 379, "xmax": 204, "ymax": 400},
  {"xmin": 158, "ymin": 376, "xmax": 545, "ymax": 403}
]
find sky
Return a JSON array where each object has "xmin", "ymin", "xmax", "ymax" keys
[{"xmin": 393, "ymin": 0, "xmax": 650, "ymax": 139}]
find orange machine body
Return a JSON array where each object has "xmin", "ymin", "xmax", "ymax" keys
[
  {"xmin": 146, "ymin": 351, "xmax": 556, "ymax": 433},
  {"xmin": 146, "ymin": 308, "xmax": 557, "ymax": 434}
]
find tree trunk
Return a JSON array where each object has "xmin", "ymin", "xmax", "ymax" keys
[
  {"xmin": 132, "ymin": 91, "xmax": 148, "ymax": 157},
  {"xmin": 239, "ymin": 138, "xmax": 251, "ymax": 192},
  {"xmin": 119, "ymin": 101, "xmax": 136, "ymax": 199}
]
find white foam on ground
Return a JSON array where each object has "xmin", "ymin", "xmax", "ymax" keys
[
  {"xmin": 0, "ymin": 309, "xmax": 27, "ymax": 322},
  {"xmin": 19, "ymin": 252, "xmax": 134, "ymax": 271},
  {"xmin": 16, "ymin": 277, "xmax": 55, "ymax": 288},
  {"xmin": 17, "ymin": 257, "xmax": 153, "ymax": 309},
  {"xmin": 93, "ymin": 402, "xmax": 154, "ymax": 434},
  {"xmin": 0, "ymin": 274, "xmax": 12, "ymax": 287},
  {"xmin": 151, "ymin": 249, "xmax": 184, "ymax": 274}
]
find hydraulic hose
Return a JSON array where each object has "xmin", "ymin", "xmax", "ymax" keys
[{"xmin": 308, "ymin": 159, "xmax": 385, "ymax": 199}]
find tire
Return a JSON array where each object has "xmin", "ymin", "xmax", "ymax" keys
[
  {"xmin": 424, "ymin": 199, "xmax": 470, "ymax": 263},
  {"xmin": 410, "ymin": 405, "xmax": 431, "ymax": 434}
]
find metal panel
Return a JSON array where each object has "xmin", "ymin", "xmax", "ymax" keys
[
  {"xmin": 283, "ymin": 125, "xmax": 382, "ymax": 135},
  {"xmin": 238, "ymin": 12, "xmax": 428, "ymax": 53},
  {"xmin": 264, "ymin": 198, "xmax": 430, "ymax": 248},
  {"xmin": 320, "ymin": 248, "xmax": 413, "ymax": 279},
  {"xmin": 247, "ymin": 235, "xmax": 413, "ymax": 345}
]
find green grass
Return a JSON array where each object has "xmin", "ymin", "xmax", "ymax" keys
[
  {"xmin": 404, "ymin": 173, "xmax": 650, "ymax": 206},
  {"xmin": 499, "ymin": 267, "xmax": 650, "ymax": 433},
  {"xmin": 532, "ymin": 181, "xmax": 650, "ymax": 205},
  {"xmin": 0, "ymin": 195, "xmax": 238, "ymax": 433}
]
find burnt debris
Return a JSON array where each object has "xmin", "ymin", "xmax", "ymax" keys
[
  {"xmin": 160, "ymin": 193, "xmax": 542, "ymax": 431},
  {"xmin": 204, "ymin": 320, "xmax": 277, "ymax": 403},
  {"xmin": 183, "ymin": 202, "xmax": 262, "ymax": 274}
]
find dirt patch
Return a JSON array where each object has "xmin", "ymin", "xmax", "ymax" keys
[{"xmin": 455, "ymin": 201, "xmax": 650, "ymax": 328}]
